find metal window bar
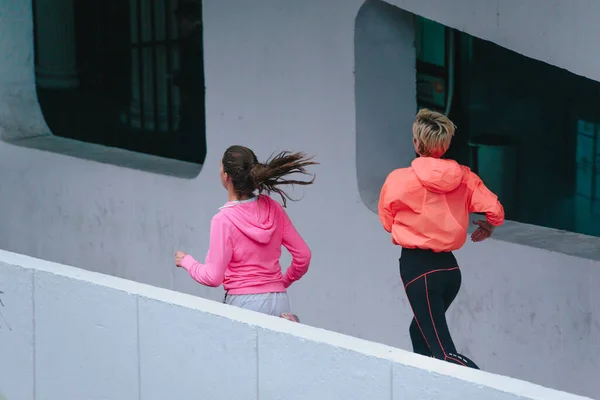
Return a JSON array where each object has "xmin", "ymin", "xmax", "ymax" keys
[
  {"xmin": 592, "ymin": 123, "xmax": 599, "ymax": 214},
  {"xmin": 130, "ymin": 0, "xmax": 178, "ymax": 134},
  {"xmin": 149, "ymin": 0, "xmax": 159, "ymax": 131},
  {"xmin": 135, "ymin": 0, "xmax": 146, "ymax": 130},
  {"xmin": 165, "ymin": 0, "xmax": 174, "ymax": 132}
]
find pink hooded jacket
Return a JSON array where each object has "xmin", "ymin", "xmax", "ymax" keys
[{"xmin": 180, "ymin": 195, "xmax": 311, "ymax": 294}]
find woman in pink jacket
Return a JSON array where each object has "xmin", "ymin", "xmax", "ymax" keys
[{"xmin": 175, "ymin": 145, "xmax": 316, "ymax": 319}]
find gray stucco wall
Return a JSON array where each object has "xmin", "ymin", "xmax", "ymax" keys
[{"xmin": 0, "ymin": 0, "xmax": 599, "ymax": 397}]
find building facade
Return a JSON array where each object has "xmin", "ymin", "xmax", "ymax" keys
[{"xmin": 0, "ymin": 0, "xmax": 599, "ymax": 397}]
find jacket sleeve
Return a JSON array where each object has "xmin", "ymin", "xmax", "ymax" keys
[
  {"xmin": 467, "ymin": 172, "xmax": 505, "ymax": 226},
  {"xmin": 180, "ymin": 214, "xmax": 233, "ymax": 287},
  {"xmin": 378, "ymin": 172, "xmax": 397, "ymax": 233},
  {"xmin": 281, "ymin": 210, "xmax": 311, "ymax": 288}
]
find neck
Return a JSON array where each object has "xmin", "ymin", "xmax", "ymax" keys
[
  {"xmin": 227, "ymin": 188, "xmax": 238, "ymax": 202},
  {"xmin": 227, "ymin": 188, "xmax": 253, "ymax": 202}
]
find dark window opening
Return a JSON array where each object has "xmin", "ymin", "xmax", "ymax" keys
[
  {"xmin": 415, "ymin": 15, "xmax": 600, "ymax": 237},
  {"xmin": 33, "ymin": 0, "xmax": 206, "ymax": 165}
]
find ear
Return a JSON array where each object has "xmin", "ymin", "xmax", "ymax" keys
[{"xmin": 412, "ymin": 137, "xmax": 420, "ymax": 154}]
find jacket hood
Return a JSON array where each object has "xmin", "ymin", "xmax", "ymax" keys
[
  {"xmin": 411, "ymin": 157, "xmax": 464, "ymax": 194},
  {"xmin": 219, "ymin": 196, "xmax": 278, "ymax": 244}
]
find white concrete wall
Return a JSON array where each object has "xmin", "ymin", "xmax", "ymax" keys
[
  {"xmin": 1, "ymin": 0, "xmax": 600, "ymax": 398},
  {"xmin": 391, "ymin": 0, "xmax": 600, "ymax": 83},
  {"xmin": 0, "ymin": 250, "xmax": 594, "ymax": 400}
]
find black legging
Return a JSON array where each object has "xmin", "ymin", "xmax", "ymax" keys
[{"xmin": 400, "ymin": 249, "xmax": 479, "ymax": 369}]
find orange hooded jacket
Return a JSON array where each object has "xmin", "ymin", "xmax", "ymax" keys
[{"xmin": 378, "ymin": 157, "xmax": 505, "ymax": 252}]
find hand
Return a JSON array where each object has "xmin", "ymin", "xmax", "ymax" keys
[
  {"xmin": 471, "ymin": 220, "xmax": 494, "ymax": 242},
  {"xmin": 175, "ymin": 251, "xmax": 187, "ymax": 267}
]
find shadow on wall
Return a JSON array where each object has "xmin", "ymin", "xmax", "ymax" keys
[{"xmin": 355, "ymin": 0, "xmax": 417, "ymax": 213}]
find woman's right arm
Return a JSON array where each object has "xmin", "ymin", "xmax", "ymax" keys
[
  {"xmin": 281, "ymin": 211, "xmax": 311, "ymax": 289},
  {"xmin": 378, "ymin": 170, "xmax": 405, "ymax": 232},
  {"xmin": 378, "ymin": 175, "xmax": 394, "ymax": 233}
]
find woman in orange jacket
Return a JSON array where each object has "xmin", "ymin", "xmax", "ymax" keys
[{"xmin": 378, "ymin": 109, "xmax": 505, "ymax": 369}]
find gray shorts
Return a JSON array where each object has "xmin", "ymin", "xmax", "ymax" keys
[{"xmin": 224, "ymin": 292, "xmax": 291, "ymax": 317}]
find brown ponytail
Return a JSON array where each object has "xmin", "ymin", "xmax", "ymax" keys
[{"xmin": 222, "ymin": 146, "xmax": 317, "ymax": 206}]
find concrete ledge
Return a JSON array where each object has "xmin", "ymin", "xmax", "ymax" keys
[
  {"xmin": 3, "ymin": 135, "xmax": 202, "ymax": 179},
  {"xmin": 0, "ymin": 249, "xmax": 592, "ymax": 400},
  {"xmin": 487, "ymin": 220, "xmax": 600, "ymax": 262}
]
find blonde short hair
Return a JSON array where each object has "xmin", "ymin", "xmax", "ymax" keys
[{"xmin": 412, "ymin": 108, "xmax": 455, "ymax": 157}]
